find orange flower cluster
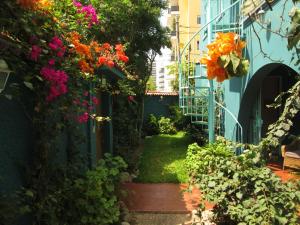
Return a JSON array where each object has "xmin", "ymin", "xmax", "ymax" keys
[
  {"xmin": 68, "ymin": 32, "xmax": 129, "ymax": 74},
  {"xmin": 17, "ymin": 0, "xmax": 52, "ymax": 10},
  {"xmin": 200, "ymin": 32, "xmax": 246, "ymax": 82}
]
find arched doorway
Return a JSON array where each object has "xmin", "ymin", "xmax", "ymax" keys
[{"xmin": 238, "ymin": 63, "xmax": 299, "ymax": 144}]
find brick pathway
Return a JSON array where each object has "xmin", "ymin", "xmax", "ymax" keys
[
  {"xmin": 123, "ymin": 164, "xmax": 298, "ymax": 215},
  {"xmin": 122, "ymin": 183, "xmax": 213, "ymax": 213},
  {"xmin": 267, "ymin": 163, "xmax": 299, "ymax": 182}
]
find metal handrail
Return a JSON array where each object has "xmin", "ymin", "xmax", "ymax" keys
[
  {"xmin": 179, "ymin": 0, "xmax": 243, "ymax": 63},
  {"xmin": 179, "ymin": 0, "xmax": 244, "ymax": 144},
  {"xmin": 214, "ymin": 100, "xmax": 243, "ymax": 143}
]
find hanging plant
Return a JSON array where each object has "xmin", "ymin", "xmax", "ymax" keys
[{"xmin": 200, "ymin": 32, "xmax": 249, "ymax": 82}]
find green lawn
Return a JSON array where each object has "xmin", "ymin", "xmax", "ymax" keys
[{"xmin": 136, "ymin": 131, "xmax": 192, "ymax": 183}]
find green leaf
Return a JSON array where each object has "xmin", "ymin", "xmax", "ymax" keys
[
  {"xmin": 4, "ymin": 94, "xmax": 12, "ymax": 100},
  {"xmin": 219, "ymin": 55, "xmax": 231, "ymax": 68},
  {"xmin": 208, "ymin": 181, "xmax": 216, "ymax": 188},
  {"xmin": 24, "ymin": 82, "xmax": 34, "ymax": 90},
  {"xmin": 236, "ymin": 192, "xmax": 243, "ymax": 199},
  {"xmin": 230, "ymin": 53, "xmax": 241, "ymax": 74}
]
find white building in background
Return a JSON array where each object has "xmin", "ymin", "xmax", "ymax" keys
[{"xmin": 155, "ymin": 48, "xmax": 176, "ymax": 92}]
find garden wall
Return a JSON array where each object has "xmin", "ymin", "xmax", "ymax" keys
[{"xmin": 144, "ymin": 92, "xmax": 178, "ymax": 121}]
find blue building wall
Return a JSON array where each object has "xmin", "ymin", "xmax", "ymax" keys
[
  {"xmin": 197, "ymin": 0, "xmax": 299, "ymax": 143},
  {"xmin": 222, "ymin": 0, "xmax": 299, "ymax": 143}
]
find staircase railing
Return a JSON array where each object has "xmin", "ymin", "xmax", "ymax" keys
[{"xmin": 179, "ymin": 0, "xmax": 244, "ymax": 143}]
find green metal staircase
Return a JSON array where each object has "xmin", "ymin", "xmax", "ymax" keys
[{"xmin": 179, "ymin": 0, "xmax": 244, "ymax": 143}]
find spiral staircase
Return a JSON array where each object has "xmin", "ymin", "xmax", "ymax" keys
[{"xmin": 179, "ymin": 0, "xmax": 244, "ymax": 143}]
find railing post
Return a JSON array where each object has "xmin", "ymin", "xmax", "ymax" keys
[{"xmin": 208, "ymin": 80, "xmax": 215, "ymax": 143}]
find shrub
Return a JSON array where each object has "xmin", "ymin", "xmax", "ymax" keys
[
  {"xmin": 19, "ymin": 154, "xmax": 127, "ymax": 225},
  {"xmin": 144, "ymin": 114, "xmax": 160, "ymax": 136},
  {"xmin": 186, "ymin": 124, "xmax": 208, "ymax": 146},
  {"xmin": 158, "ymin": 117, "xmax": 177, "ymax": 134},
  {"xmin": 186, "ymin": 143, "xmax": 300, "ymax": 225},
  {"xmin": 168, "ymin": 105, "xmax": 190, "ymax": 130}
]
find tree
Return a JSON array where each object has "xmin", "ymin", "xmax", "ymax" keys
[
  {"xmin": 146, "ymin": 76, "xmax": 156, "ymax": 91},
  {"xmin": 92, "ymin": 0, "xmax": 171, "ymax": 142}
]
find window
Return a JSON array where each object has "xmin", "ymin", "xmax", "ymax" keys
[
  {"xmin": 197, "ymin": 15, "xmax": 201, "ymax": 24},
  {"xmin": 197, "ymin": 40, "xmax": 200, "ymax": 50}
]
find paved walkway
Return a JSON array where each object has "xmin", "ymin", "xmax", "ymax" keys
[
  {"xmin": 122, "ymin": 183, "xmax": 213, "ymax": 213},
  {"xmin": 267, "ymin": 163, "xmax": 299, "ymax": 182}
]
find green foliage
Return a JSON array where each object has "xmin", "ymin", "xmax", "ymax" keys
[
  {"xmin": 218, "ymin": 52, "xmax": 249, "ymax": 78},
  {"xmin": 287, "ymin": 4, "xmax": 300, "ymax": 66},
  {"xmin": 0, "ymin": 192, "xmax": 20, "ymax": 225},
  {"xmin": 186, "ymin": 143, "xmax": 300, "ymax": 225},
  {"xmin": 168, "ymin": 105, "xmax": 190, "ymax": 130},
  {"xmin": 144, "ymin": 114, "xmax": 160, "ymax": 136},
  {"xmin": 19, "ymin": 154, "xmax": 127, "ymax": 225},
  {"xmin": 186, "ymin": 124, "xmax": 208, "ymax": 146},
  {"xmin": 112, "ymin": 94, "xmax": 140, "ymax": 173},
  {"xmin": 146, "ymin": 76, "xmax": 156, "ymax": 91},
  {"xmin": 158, "ymin": 117, "xmax": 177, "ymax": 134}
]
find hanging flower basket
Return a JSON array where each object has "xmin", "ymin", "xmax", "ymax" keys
[{"xmin": 200, "ymin": 32, "xmax": 249, "ymax": 82}]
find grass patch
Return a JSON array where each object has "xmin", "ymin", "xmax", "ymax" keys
[{"xmin": 136, "ymin": 131, "xmax": 192, "ymax": 183}]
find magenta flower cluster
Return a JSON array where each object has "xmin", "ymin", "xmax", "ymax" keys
[
  {"xmin": 30, "ymin": 45, "xmax": 42, "ymax": 61},
  {"xmin": 38, "ymin": 36, "xmax": 68, "ymax": 102},
  {"xmin": 40, "ymin": 67, "xmax": 68, "ymax": 102},
  {"xmin": 49, "ymin": 36, "xmax": 66, "ymax": 58},
  {"xmin": 73, "ymin": 91, "xmax": 100, "ymax": 123},
  {"xmin": 73, "ymin": 0, "xmax": 99, "ymax": 28}
]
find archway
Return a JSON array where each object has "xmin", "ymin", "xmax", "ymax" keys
[{"xmin": 238, "ymin": 63, "xmax": 299, "ymax": 144}]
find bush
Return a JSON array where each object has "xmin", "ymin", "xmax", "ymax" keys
[
  {"xmin": 19, "ymin": 154, "xmax": 127, "ymax": 225},
  {"xmin": 143, "ymin": 114, "xmax": 160, "ymax": 136},
  {"xmin": 186, "ymin": 143, "xmax": 300, "ymax": 225},
  {"xmin": 168, "ymin": 105, "xmax": 190, "ymax": 130},
  {"xmin": 186, "ymin": 124, "xmax": 208, "ymax": 146},
  {"xmin": 158, "ymin": 117, "xmax": 177, "ymax": 134}
]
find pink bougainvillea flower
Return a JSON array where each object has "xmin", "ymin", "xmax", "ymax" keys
[
  {"xmin": 73, "ymin": 1, "xmax": 99, "ymax": 27},
  {"xmin": 82, "ymin": 100, "xmax": 89, "ymax": 107},
  {"xmin": 128, "ymin": 96, "xmax": 134, "ymax": 101},
  {"xmin": 83, "ymin": 91, "xmax": 89, "ymax": 96},
  {"xmin": 40, "ymin": 66, "xmax": 69, "ymax": 102},
  {"xmin": 57, "ymin": 47, "xmax": 66, "ymax": 58},
  {"xmin": 48, "ymin": 58, "xmax": 55, "ymax": 66},
  {"xmin": 30, "ymin": 45, "xmax": 42, "ymax": 61},
  {"xmin": 92, "ymin": 96, "xmax": 100, "ymax": 105},
  {"xmin": 49, "ymin": 36, "xmax": 64, "ymax": 51},
  {"xmin": 77, "ymin": 112, "xmax": 89, "ymax": 123},
  {"xmin": 73, "ymin": 98, "xmax": 80, "ymax": 105},
  {"xmin": 73, "ymin": 0, "xmax": 82, "ymax": 8}
]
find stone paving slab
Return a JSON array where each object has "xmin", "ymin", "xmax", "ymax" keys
[
  {"xmin": 130, "ymin": 213, "xmax": 192, "ymax": 225},
  {"xmin": 122, "ymin": 183, "xmax": 213, "ymax": 213}
]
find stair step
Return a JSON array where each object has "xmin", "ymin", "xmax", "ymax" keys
[{"xmin": 192, "ymin": 121, "xmax": 208, "ymax": 125}]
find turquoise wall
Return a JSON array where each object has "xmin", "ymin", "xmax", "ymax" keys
[
  {"xmin": 222, "ymin": 0, "xmax": 299, "ymax": 142},
  {"xmin": 144, "ymin": 95, "xmax": 179, "ymax": 121},
  {"xmin": 0, "ymin": 93, "xmax": 33, "ymax": 193}
]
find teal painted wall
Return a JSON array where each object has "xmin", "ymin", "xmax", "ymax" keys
[
  {"xmin": 0, "ymin": 94, "xmax": 33, "ymax": 193},
  {"xmin": 221, "ymin": 0, "xmax": 299, "ymax": 142},
  {"xmin": 144, "ymin": 95, "xmax": 179, "ymax": 121}
]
